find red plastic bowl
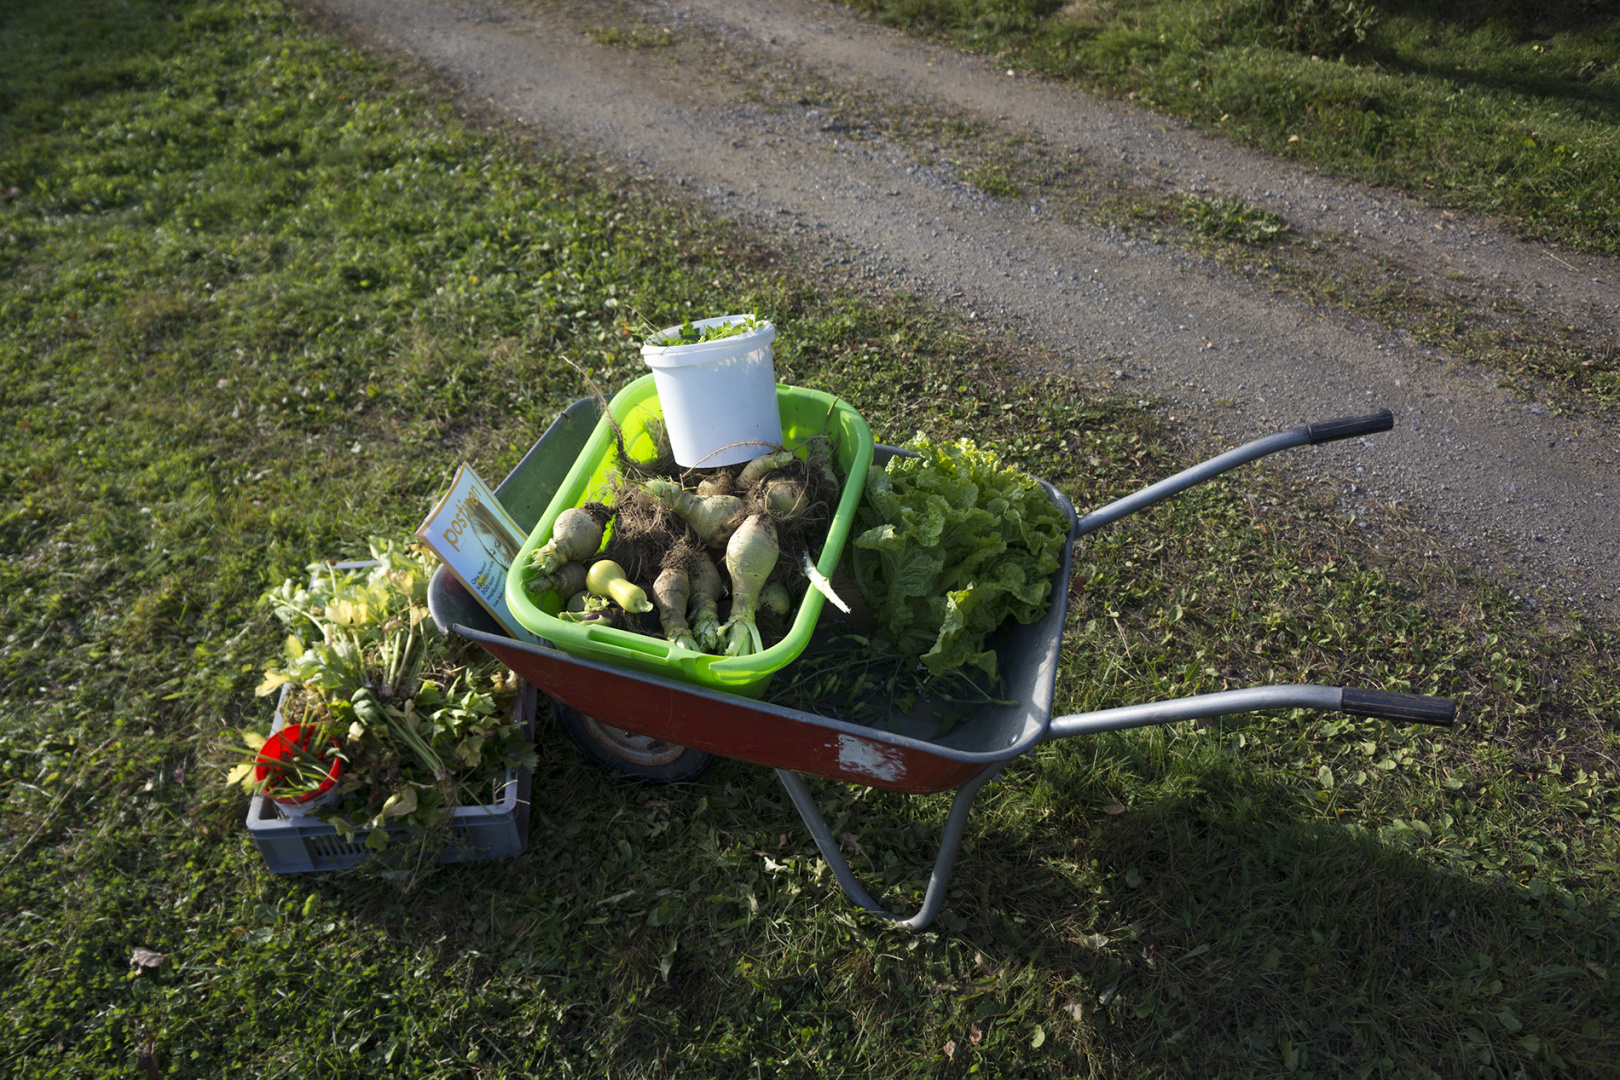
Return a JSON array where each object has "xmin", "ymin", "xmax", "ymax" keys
[{"xmin": 254, "ymin": 723, "xmax": 343, "ymax": 806}]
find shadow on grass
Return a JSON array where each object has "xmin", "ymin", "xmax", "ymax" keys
[
  {"xmin": 1356, "ymin": 50, "xmax": 1620, "ymax": 118},
  {"xmin": 945, "ymin": 766, "xmax": 1620, "ymax": 1076},
  {"xmin": 1358, "ymin": 0, "xmax": 1620, "ymax": 113},
  {"xmin": 1372, "ymin": 0, "xmax": 1619, "ymax": 39},
  {"xmin": 96, "ymin": 733, "xmax": 1608, "ymax": 1077}
]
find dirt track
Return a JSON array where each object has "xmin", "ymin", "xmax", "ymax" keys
[{"xmin": 310, "ymin": 0, "xmax": 1620, "ymax": 614}]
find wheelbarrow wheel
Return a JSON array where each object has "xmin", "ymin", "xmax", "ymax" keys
[{"xmin": 550, "ymin": 698, "xmax": 715, "ymax": 784}]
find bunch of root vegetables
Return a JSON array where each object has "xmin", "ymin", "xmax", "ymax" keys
[{"xmin": 522, "ymin": 424, "xmax": 844, "ymax": 658}]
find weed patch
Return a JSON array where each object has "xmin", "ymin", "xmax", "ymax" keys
[
  {"xmin": 965, "ymin": 161, "xmax": 1024, "ymax": 198},
  {"xmin": 1177, "ymin": 193, "xmax": 1288, "ymax": 244}
]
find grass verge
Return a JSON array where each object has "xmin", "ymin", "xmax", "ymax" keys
[
  {"xmin": 1, "ymin": 1, "xmax": 1617, "ymax": 1076},
  {"xmin": 839, "ymin": 0, "xmax": 1620, "ymax": 258}
]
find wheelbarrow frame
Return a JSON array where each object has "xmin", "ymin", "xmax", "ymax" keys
[{"xmin": 428, "ymin": 398, "xmax": 1453, "ymax": 930}]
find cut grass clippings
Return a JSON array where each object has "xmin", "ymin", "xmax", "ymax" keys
[{"xmin": 1, "ymin": 1, "xmax": 1618, "ymax": 1078}]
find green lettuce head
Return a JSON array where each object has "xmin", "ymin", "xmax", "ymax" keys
[{"xmin": 851, "ymin": 436, "xmax": 1069, "ymax": 682}]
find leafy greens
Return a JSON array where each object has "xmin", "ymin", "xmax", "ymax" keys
[
  {"xmin": 851, "ymin": 436, "xmax": 1071, "ymax": 682},
  {"xmin": 242, "ymin": 539, "xmax": 537, "ymax": 847},
  {"xmin": 647, "ymin": 313, "xmax": 765, "ymax": 348}
]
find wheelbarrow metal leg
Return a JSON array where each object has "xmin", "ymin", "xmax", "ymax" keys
[{"xmin": 775, "ymin": 764, "xmax": 1007, "ymax": 932}]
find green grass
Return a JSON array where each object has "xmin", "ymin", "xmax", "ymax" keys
[
  {"xmin": 2, "ymin": 1, "xmax": 1618, "ymax": 1077},
  {"xmin": 840, "ymin": 0, "xmax": 1620, "ymax": 257},
  {"xmin": 965, "ymin": 161, "xmax": 1026, "ymax": 198},
  {"xmin": 1178, "ymin": 193, "xmax": 1289, "ymax": 243},
  {"xmin": 585, "ymin": 23, "xmax": 679, "ymax": 50}
]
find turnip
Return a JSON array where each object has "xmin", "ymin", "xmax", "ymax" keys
[
  {"xmin": 561, "ymin": 589, "xmax": 613, "ymax": 623},
  {"xmin": 524, "ymin": 560, "xmax": 587, "ymax": 598},
  {"xmin": 586, "ymin": 559, "xmax": 653, "ymax": 613},
  {"xmin": 762, "ymin": 476, "xmax": 810, "ymax": 519},
  {"xmin": 696, "ymin": 473, "xmax": 736, "ymax": 498},
  {"xmin": 742, "ymin": 442, "xmax": 839, "ymax": 556},
  {"xmin": 721, "ymin": 514, "xmax": 779, "ymax": 657},
  {"xmin": 529, "ymin": 506, "xmax": 606, "ymax": 576},
  {"xmin": 686, "ymin": 551, "xmax": 725, "ymax": 652},
  {"xmin": 652, "ymin": 567, "xmax": 701, "ymax": 652},
  {"xmin": 761, "ymin": 581, "xmax": 791, "ymax": 618},
  {"xmin": 737, "ymin": 449, "xmax": 796, "ymax": 488},
  {"xmin": 556, "ymin": 609, "xmax": 622, "ymax": 627},
  {"xmin": 641, "ymin": 478, "xmax": 743, "ymax": 547},
  {"xmin": 565, "ymin": 590, "xmax": 610, "ymax": 614}
]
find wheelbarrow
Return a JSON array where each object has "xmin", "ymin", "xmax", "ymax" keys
[{"xmin": 428, "ymin": 398, "xmax": 1455, "ymax": 930}]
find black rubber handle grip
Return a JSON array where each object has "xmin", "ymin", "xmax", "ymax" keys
[
  {"xmin": 1341, "ymin": 688, "xmax": 1456, "ymax": 727},
  {"xmin": 1306, "ymin": 409, "xmax": 1394, "ymax": 444}
]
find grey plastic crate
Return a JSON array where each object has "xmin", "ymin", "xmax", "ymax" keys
[{"xmin": 245, "ymin": 681, "xmax": 535, "ymax": 874}]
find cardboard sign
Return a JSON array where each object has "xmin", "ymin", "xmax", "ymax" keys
[{"xmin": 416, "ymin": 463, "xmax": 534, "ymax": 641}]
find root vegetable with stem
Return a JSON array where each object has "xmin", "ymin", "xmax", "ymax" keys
[
  {"xmin": 721, "ymin": 514, "xmax": 780, "ymax": 657},
  {"xmin": 686, "ymin": 549, "xmax": 725, "ymax": 652},
  {"xmin": 737, "ymin": 449, "xmax": 796, "ymax": 488},
  {"xmin": 525, "ymin": 560, "xmax": 587, "ymax": 598},
  {"xmin": 529, "ymin": 505, "xmax": 608, "ymax": 576},
  {"xmin": 641, "ymin": 478, "xmax": 744, "ymax": 548},
  {"xmin": 653, "ymin": 566, "xmax": 701, "ymax": 652}
]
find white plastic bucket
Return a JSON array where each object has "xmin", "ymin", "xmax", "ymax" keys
[{"xmin": 640, "ymin": 315, "xmax": 783, "ymax": 467}]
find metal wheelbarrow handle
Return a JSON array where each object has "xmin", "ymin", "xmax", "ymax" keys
[
  {"xmin": 1045, "ymin": 683, "xmax": 1455, "ymax": 740},
  {"xmin": 788, "ymin": 683, "xmax": 1452, "ymax": 932},
  {"xmin": 1075, "ymin": 409, "xmax": 1394, "ymax": 537}
]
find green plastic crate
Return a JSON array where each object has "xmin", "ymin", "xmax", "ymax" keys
[{"xmin": 504, "ymin": 374, "xmax": 873, "ymax": 698}]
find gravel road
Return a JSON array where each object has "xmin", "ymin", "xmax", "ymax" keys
[{"xmin": 310, "ymin": 0, "xmax": 1619, "ymax": 614}]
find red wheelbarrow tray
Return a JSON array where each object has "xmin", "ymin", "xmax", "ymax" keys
[{"xmin": 427, "ymin": 397, "xmax": 1079, "ymax": 797}]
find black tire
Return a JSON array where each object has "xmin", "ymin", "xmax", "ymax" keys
[{"xmin": 550, "ymin": 698, "xmax": 716, "ymax": 784}]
